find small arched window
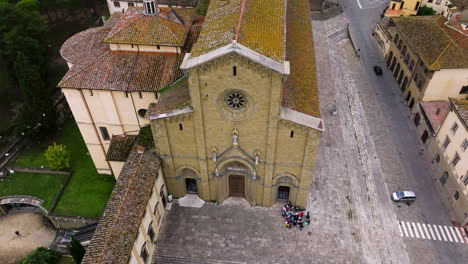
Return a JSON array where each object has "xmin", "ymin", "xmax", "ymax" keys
[
  {"xmin": 290, "ymin": 130, "xmax": 294, "ymax": 138},
  {"xmin": 233, "ymin": 66, "xmax": 237, "ymax": 76},
  {"xmin": 179, "ymin": 123, "xmax": 183, "ymax": 131},
  {"xmin": 394, "ymin": 34, "xmax": 399, "ymax": 44}
]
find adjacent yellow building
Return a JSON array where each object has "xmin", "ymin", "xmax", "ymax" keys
[
  {"xmin": 386, "ymin": 0, "xmax": 422, "ymax": 17},
  {"xmin": 58, "ymin": 6, "xmax": 197, "ymax": 175},
  {"xmin": 375, "ymin": 15, "xmax": 468, "ymax": 111}
]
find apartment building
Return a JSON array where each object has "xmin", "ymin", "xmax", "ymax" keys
[
  {"xmin": 374, "ymin": 15, "xmax": 468, "ymax": 112},
  {"xmin": 428, "ymin": 99, "xmax": 468, "ymax": 226}
]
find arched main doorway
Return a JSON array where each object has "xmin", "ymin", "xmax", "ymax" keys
[{"xmin": 229, "ymin": 174, "xmax": 245, "ymax": 197}]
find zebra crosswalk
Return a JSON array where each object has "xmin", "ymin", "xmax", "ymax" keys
[{"xmin": 398, "ymin": 221, "xmax": 468, "ymax": 244}]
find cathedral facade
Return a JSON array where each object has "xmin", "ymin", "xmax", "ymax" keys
[{"xmin": 148, "ymin": 0, "xmax": 323, "ymax": 207}]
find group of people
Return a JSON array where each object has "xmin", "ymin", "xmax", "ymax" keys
[{"xmin": 281, "ymin": 202, "xmax": 310, "ymax": 230}]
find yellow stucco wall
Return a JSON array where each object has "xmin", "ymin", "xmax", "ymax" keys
[
  {"xmin": 62, "ymin": 88, "xmax": 157, "ymax": 175},
  {"xmin": 386, "ymin": 0, "xmax": 421, "ymax": 16},
  {"xmin": 109, "ymin": 43, "xmax": 180, "ymax": 53},
  {"xmin": 422, "ymin": 69, "xmax": 468, "ymax": 101},
  {"xmin": 151, "ymin": 55, "xmax": 320, "ymax": 207}
]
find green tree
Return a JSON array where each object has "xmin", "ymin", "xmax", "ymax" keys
[
  {"xmin": 67, "ymin": 236, "xmax": 86, "ymax": 263},
  {"xmin": 417, "ymin": 6, "xmax": 436, "ymax": 16},
  {"xmin": 45, "ymin": 142, "xmax": 71, "ymax": 170},
  {"xmin": 20, "ymin": 247, "xmax": 62, "ymax": 264}
]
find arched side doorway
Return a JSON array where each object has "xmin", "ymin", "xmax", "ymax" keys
[
  {"xmin": 272, "ymin": 174, "xmax": 300, "ymax": 205},
  {"xmin": 185, "ymin": 178, "xmax": 198, "ymax": 194},
  {"xmin": 175, "ymin": 166, "xmax": 201, "ymax": 197},
  {"xmin": 277, "ymin": 186, "xmax": 290, "ymax": 201}
]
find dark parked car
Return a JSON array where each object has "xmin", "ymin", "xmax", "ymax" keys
[{"xmin": 373, "ymin": 66, "xmax": 383, "ymax": 75}]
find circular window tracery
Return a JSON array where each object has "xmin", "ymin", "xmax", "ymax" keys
[{"xmin": 225, "ymin": 91, "xmax": 247, "ymax": 110}]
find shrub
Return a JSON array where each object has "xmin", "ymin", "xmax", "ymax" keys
[
  {"xmin": 67, "ymin": 236, "xmax": 86, "ymax": 263},
  {"xmin": 44, "ymin": 142, "xmax": 71, "ymax": 170},
  {"xmin": 417, "ymin": 6, "xmax": 436, "ymax": 16},
  {"xmin": 20, "ymin": 247, "xmax": 61, "ymax": 264}
]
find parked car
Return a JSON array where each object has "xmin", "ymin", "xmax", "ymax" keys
[
  {"xmin": 373, "ymin": 66, "xmax": 383, "ymax": 75},
  {"xmin": 391, "ymin": 191, "xmax": 416, "ymax": 202}
]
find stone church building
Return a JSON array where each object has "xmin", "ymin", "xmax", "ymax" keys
[
  {"xmin": 61, "ymin": 0, "xmax": 322, "ymax": 262},
  {"xmin": 149, "ymin": 0, "xmax": 323, "ymax": 207}
]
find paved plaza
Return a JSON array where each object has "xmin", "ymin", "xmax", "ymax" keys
[{"xmin": 155, "ymin": 201, "xmax": 359, "ymax": 264}]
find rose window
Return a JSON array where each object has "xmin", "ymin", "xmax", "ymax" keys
[{"xmin": 225, "ymin": 91, "xmax": 247, "ymax": 109}]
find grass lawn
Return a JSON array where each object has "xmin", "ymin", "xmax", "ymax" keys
[
  {"xmin": 10, "ymin": 121, "xmax": 115, "ymax": 218},
  {"xmin": 51, "ymin": 122, "xmax": 115, "ymax": 218},
  {"xmin": 0, "ymin": 172, "xmax": 67, "ymax": 210}
]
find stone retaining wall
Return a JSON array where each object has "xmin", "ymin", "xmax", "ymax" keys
[{"xmin": 47, "ymin": 214, "xmax": 99, "ymax": 229}]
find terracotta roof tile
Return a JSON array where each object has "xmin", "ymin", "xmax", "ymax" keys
[
  {"xmin": 82, "ymin": 148, "xmax": 161, "ymax": 264},
  {"xmin": 191, "ymin": 0, "xmax": 286, "ymax": 61},
  {"xmin": 282, "ymin": 0, "xmax": 319, "ymax": 117},
  {"xmin": 104, "ymin": 7, "xmax": 196, "ymax": 46},
  {"xmin": 106, "ymin": 135, "xmax": 138, "ymax": 161},
  {"xmin": 391, "ymin": 16, "xmax": 468, "ymax": 70},
  {"xmin": 58, "ymin": 51, "xmax": 184, "ymax": 92}
]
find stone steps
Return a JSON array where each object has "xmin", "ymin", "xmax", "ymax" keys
[{"xmin": 153, "ymin": 255, "xmax": 245, "ymax": 264}]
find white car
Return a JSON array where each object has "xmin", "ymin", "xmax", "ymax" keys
[{"xmin": 391, "ymin": 191, "xmax": 416, "ymax": 202}]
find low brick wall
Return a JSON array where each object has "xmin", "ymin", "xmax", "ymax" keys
[
  {"xmin": 47, "ymin": 214, "xmax": 99, "ymax": 229},
  {"xmin": 10, "ymin": 167, "xmax": 71, "ymax": 176}
]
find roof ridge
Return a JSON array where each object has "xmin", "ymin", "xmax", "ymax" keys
[
  {"xmin": 96, "ymin": 150, "xmax": 144, "ymax": 263},
  {"xmin": 235, "ymin": 0, "xmax": 246, "ymax": 41},
  {"xmin": 105, "ymin": 12, "xmax": 144, "ymax": 42},
  {"xmin": 161, "ymin": 17, "xmax": 181, "ymax": 42},
  {"xmin": 58, "ymin": 51, "xmax": 111, "ymax": 87},
  {"xmin": 430, "ymin": 17, "xmax": 459, "ymax": 68}
]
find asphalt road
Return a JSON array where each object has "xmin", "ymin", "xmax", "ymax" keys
[{"xmin": 334, "ymin": 0, "xmax": 468, "ymax": 263}]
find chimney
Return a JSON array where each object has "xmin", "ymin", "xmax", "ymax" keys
[{"xmin": 144, "ymin": 0, "xmax": 159, "ymax": 15}]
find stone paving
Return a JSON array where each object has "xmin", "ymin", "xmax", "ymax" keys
[{"xmin": 155, "ymin": 201, "xmax": 357, "ymax": 264}]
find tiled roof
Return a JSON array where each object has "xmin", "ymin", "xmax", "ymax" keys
[
  {"xmin": 450, "ymin": 0, "xmax": 468, "ymax": 10},
  {"xmin": 82, "ymin": 147, "xmax": 161, "ymax": 264},
  {"xmin": 104, "ymin": 7, "xmax": 196, "ymax": 47},
  {"xmin": 281, "ymin": 0, "xmax": 319, "ymax": 117},
  {"xmin": 190, "ymin": 0, "xmax": 286, "ymax": 62},
  {"xmin": 106, "ymin": 135, "xmax": 137, "ymax": 162},
  {"xmin": 110, "ymin": 0, "xmax": 200, "ymax": 6},
  {"xmin": 60, "ymin": 14, "xmax": 122, "ymax": 65},
  {"xmin": 58, "ymin": 51, "xmax": 184, "ymax": 92},
  {"xmin": 182, "ymin": 16, "xmax": 204, "ymax": 52},
  {"xmin": 391, "ymin": 16, "xmax": 468, "ymax": 70},
  {"xmin": 450, "ymin": 98, "xmax": 468, "ymax": 127},
  {"xmin": 420, "ymin": 101, "xmax": 451, "ymax": 132},
  {"xmin": 148, "ymin": 76, "xmax": 191, "ymax": 115}
]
